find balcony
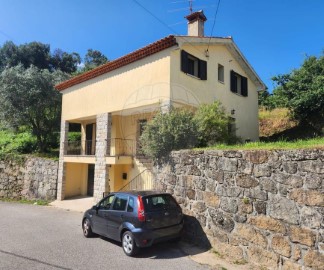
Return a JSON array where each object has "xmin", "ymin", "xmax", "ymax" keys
[{"xmin": 65, "ymin": 138, "xmax": 135, "ymax": 157}]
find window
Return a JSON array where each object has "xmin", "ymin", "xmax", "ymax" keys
[
  {"xmin": 127, "ymin": 197, "xmax": 134, "ymax": 212},
  {"xmin": 218, "ymin": 64, "xmax": 224, "ymax": 83},
  {"xmin": 181, "ymin": 50, "xmax": 207, "ymax": 80},
  {"xmin": 112, "ymin": 195, "xmax": 128, "ymax": 211},
  {"xmin": 230, "ymin": 70, "xmax": 248, "ymax": 97},
  {"xmin": 99, "ymin": 195, "xmax": 115, "ymax": 210},
  {"xmin": 143, "ymin": 194, "xmax": 178, "ymax": 212}
]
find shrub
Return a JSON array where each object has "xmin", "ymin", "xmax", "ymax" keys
[{"xmin": 139, "ymin": 107, "xmax": 197, "ymax": 160}]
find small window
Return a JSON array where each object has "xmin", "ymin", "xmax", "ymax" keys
[
  {"xmin": 112, "ymin": 195, "xmax": 128, "ymax": 211},
  {"xmin": 143, "ymin": 194, "xmax": 178, "ymax": 212},
  {"xmin": 181, "ymin": 50, "xmax": 207, "ymax": 80},
  {"xmin": 230, "ymin": 70, "xmax": 248, "ymax": 97},
  {"xmin": 127, "ymin": 197, "xmax": 134, "ymax": 212},
  {"xmin": 218, "ymin": 64, "xmax": 224, "ymax": 83}
]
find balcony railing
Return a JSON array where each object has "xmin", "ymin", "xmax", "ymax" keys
[
  {"xmin": 66, "ymin": 140, "xmax": 95, "ymax": 156},
  {"xmin": 107, "ymin": 138, "xmax": 135, "ymax": 156},
  {"xmin": 65, "ymin": 138, "xmax": 135, "ymax": 157}
]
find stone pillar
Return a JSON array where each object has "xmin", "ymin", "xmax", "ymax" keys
[
  {"xmin": 94, "ymin": 113, "xmax": 111, "ymax": 202},
  {"xmin": 57, "ymin": 120, "xmax": 69, "ymax": 200},
  {"xmin": 81, "ymin": 123, "xmax": 86, "ymax": 155}
]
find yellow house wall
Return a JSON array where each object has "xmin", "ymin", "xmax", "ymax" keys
[
  {"xmin": 65, "ymin": 163, "xmax": 88, "ymax": 198},
  {"xmin": 61, "ymin": 49, "xmax": 172, "ymax": 121},
  {"xmin": 170, "ymin": 45, "xmax": 259, "ymax": 141}
]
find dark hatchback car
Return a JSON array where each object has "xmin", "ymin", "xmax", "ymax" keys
[{"xmin": 82, "ymin": 191, "xmax": 184, "ymax": 256}]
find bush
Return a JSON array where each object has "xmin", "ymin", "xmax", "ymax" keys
[
  {"xmin": 0, "ymin": 130, "xmax": 37, "ymax": 154},
  {"xmin": 68, "ymin": 132, "xmax": 81, "ymax": 141},
  {"xmin": 194, "ymin": 101, "xmax": 236, "ymax": 146},
  {"xmin": 139, "ymin": 107, "xmax": 197, "ymax": 160}
]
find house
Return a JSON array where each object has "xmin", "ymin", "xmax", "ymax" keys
[{"xmin": 55, "ymin": 11, "xmax": 266, "ymax": 202}]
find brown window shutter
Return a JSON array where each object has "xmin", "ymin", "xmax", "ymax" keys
[
  {"xmin": 199, "ymin": 60, "xmax": 207, "ymax": 80},
  {"xmin": 241, "ymin": 76, "xmax": 248, "ymax": 97},
  {"xmin": 230, "ymin": 70, "xmax": 237, "ymax": 93}
]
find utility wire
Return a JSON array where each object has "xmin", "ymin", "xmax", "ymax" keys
[
  {"xmin": 132, "ymin": 0, "xmax": 208, "ymax": 58},
  {"xmin": 206, "ymin": 0, "xmax": 221, "ymax": 52}
]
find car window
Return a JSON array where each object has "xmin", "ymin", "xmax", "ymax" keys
[
  {"xmin": 127, "ymin": 197, "xmax": 134, "ymax": 212},
  {"xmin": 99, "ymin": 195, "xmax": 115, "ymax": 210},
  {"xmin": 143, "ymin": 194, "xmax": 178, "ymax": 211},
  {"xmin": 112, "ymin": 194, "xmax": 128, "ymax": 211}
]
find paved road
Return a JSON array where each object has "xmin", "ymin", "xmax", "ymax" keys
[{"xmin": 0, "ymin": 202, "xmax": 209, "ymax": 270}]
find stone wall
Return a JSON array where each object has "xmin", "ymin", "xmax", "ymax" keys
[
  {"xmin": 0, "ymin": 157, "xmax": 58, "ymax": 200},
  {"xmin": 154, "ymin": 149, "xmax": 324, "ymax": 269}
]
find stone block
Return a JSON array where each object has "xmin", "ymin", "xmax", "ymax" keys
[
  {"xmin": 282, "ymin": 259, "xmax": 302, "ymax": 270},
  {"xmin": 271, "ymin": 235, "xmax": 291, "ymax": 257},
  {"xmin": 300, "ymin": 160, "xmax": 324, "ymax": 174},
  {"xmin": 300, "ymin": 206, "xmax": 322, "ymax": 229},
  {"xmin": 248, "ymin": 215, "xmax": 286, "ymax": 234},
  {"xmin": 289, "ymin": 226, "xmax": 316, "ymax": 247},
  {"xmin": 244, "ymin": 187, "xmax": 268, "ymax": 201},
  {"xmin": 236, "ymin": 174, "xmax": 259, "ymax": 188},
  {"xmin": 269, "ymin": 195, "xmax": 299, "ymax": 224},
  {"xmin": 193, "ymin": 177, "xmax": 206, "ymax": 191},
  {"xmin": 305, "ymin": 174, "xmax": 323, "ymax": 189},
  {"xmin": 235, "ymin": 224, "xmax": 268, "ymax": 248},
  {"xmin": 304, "ymin": 250, "xmax": 324, "ymax": 269},
  {"xmin": 253, "ymin": 163, "xmax": 272, "ymax": 177},
  {"xmin": 247, "ymin": 246, "xmax": 279, "ymax": 268},
  {"xmin": 289, "ymin": 189, "xmax": 324, "ymax": 207},
  {"xmin": 203, "ymin": 192, "xmax": 220, "ymax": 208},
  {"xmin": 191, "ymin": 201, "xmax": 206, "ymax": 213},
  {"xmin": 220, "ymin": 197, "xmax": 238, "ymax": 213},
  {"xmin": 272, "ymin": 173, "xmax": 303, "ymax": 188},
  {"xmin": 254, "ymin": 201, "xmax": 267, "ymax": 215},
  {"xmin": 208, "ymin": 208, "xmax": 235, "ymax": 232},
  {"xmin": 186, "ymin": 189, "xmax": 195, "ymax": 200},
  {"xmin": 217, "ymin": 157, "xmax": 237, "ymax": 172},
  {"xmin": 238, "ymin": 200, "xmax": 253, "ymax": 214},
  {"xmin": 245, "ymin": 150, "xmax": 269, "ymax": 164},
  {"xmin": 292, "ymin": 245, "xmax": 301, "ymax": 261},
  {"xmin": 259, "ymin": 177, "xmax": 277, "ymax": 194},
  {"xmin": 210, "ymin": 239, "xmax": 244, "ymax": 261}
]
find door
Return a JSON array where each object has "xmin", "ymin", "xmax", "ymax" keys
[
  {"xmin": 105, "ymin": 194, "xmax": 129, "ymax": 241},
  {"xmin": 87, "ymin": 164, "xmax": 95, "ymax": 196},
  {"xmin": 91, "ymin": 194, "xmax": 115, "ymax": 236}
]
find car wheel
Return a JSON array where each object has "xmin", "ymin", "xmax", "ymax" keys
[
  {"xmin": 83, "ymin": 218, "xmax": 93, "ymax": 238},
  {"xmin": 122, "ymin": 231, "xmax": 138, "ymax": 256}
]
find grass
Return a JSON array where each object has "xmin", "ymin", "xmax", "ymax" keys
[
  {"xmin": 259, "ymin": 107, "xmax": 297, "ymax": 137},
  {"xmin": 202, "ymin": 137, "xmax": 324, "ymax": 151},
  {"xmin": 0, "ymin": 198, "xmax": 50, "ymax": 206}
]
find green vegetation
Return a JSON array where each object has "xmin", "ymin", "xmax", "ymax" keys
[
  {"xmin": 0, "ymin": 130, "xmax": 37, "ymax": 155},
  {"xmin": 233, "ymin": 259, "xmax": 248, "ymax": 265},
  {"xmin": 259, "ymin": 51, "xmax": 324, "ymax": 135},
  {"xmin": 0, "ymin": 198, "xmax": 50, "ymax": 206},
  {"xmin": 203, "ymin": 137, "xmax": 324, "ymax": 151},
  {"xmin": 140, "ymin": 102, "xmax": 237, "ymax": 159},
  {"xmin": 242, "ymin": 197, "xmax": 250, "ymax": 204}
]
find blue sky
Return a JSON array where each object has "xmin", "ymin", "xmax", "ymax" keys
[{"xmin": 0, "ymin": 0, "xmax": 323, "ymax": 91}]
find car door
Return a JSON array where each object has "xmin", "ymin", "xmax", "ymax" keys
[
  {"xmin": 91, "ymin": 194, "xmax": 115, "ymax": 237},
  {"xmin": 105, "ymin": 194, "xmax": 129, "ymax": 241}
]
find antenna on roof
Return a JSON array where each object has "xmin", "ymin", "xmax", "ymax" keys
[{"xmin": 189, "ymin": 0, "xmax": 193, "ymax": 13}]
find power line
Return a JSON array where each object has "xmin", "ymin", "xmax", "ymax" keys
[{"xmin": 206, "ymin": 0, "xmax": 221, "ymax": 52}]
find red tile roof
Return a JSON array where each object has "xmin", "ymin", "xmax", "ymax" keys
[{"xmin": 55, "ymin": 35, "xmax": 177, "ymax": 91}]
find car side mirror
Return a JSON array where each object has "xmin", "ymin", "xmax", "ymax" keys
[{"xmin": 92, "ymin": 205, "xmax": 99, "ymax": 212}]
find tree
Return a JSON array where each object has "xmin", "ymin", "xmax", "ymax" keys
[
  {"xmin": 139, "ymin": 107, "xmax": 197, "ymax": 160},
  {"xmin": 272, "ymin": 53, "xmax": 324, "ymax": 131},
  {"xmin": 83, "ymin": 49, "xmax": 109, "ymax": 71},
  {"xmin": 0, "ymin": 41, "xmax": 81, "ymax": 74},
  {"xmin": 0, "ymin": 65, "xmax": 69, "ymax": 152},
  {"xmin": 193, "ymin": 101, "xmax": 234, "ymax": 146}
]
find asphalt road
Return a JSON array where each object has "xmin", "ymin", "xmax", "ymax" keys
[{"xmin": 0, "ymin": 202, "xmax": 209, "ymax": 270}]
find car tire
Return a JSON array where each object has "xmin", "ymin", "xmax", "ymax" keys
[
  {"xmin": 83, "ymin": 218, "xmax": 94, "ymax": 238},
  {"xmin": 122, "ymin": 231, "xmax": 138, "ymax": 256}
]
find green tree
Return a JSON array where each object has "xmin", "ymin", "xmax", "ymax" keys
[
  {"xmin": 272, "ymin": 53, "xmax": 324, "ymax": 131},
  {"xmin": 83, "ymin": 49, "xmax": 109, "ymax": 71},
  {"xmin": 139, "ymin": 107, "xmax": 197, "ymax": 160},
  {"xmin": 193, "ymin": 101, "xmax": 234, "ymax": 146},
  {"xmin": 0, "ymin": 65, "xmax": 68, "ymax": 152}
]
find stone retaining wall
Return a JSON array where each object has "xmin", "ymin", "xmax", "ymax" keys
[
  {"xmin": 0, "ymin": 157, "xmax": 58, "ymax": 200},
  {"xmin": 154, "ymin": 149, "xmax": 324, "ymax": 269}
]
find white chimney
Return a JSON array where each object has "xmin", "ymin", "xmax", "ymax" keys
[{"xmin": 185, "ymin": 10, "xmax": 207, "ymax": 37}]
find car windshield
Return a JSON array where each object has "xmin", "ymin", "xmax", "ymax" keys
[{"xmin": 142, "ymin": 194, "xmax": 178, "ymax": 212}]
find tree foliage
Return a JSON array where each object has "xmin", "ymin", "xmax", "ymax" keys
[
  {"xmin": 0, "ymin": 65, "xmax": 68, "ymax": 152},
  {"xmin": 260, "ymin": 52, "xmax": 324, "ymax": 132},
  {"xmin": 83, "ymin": 49, "xmax": 109, "ymax": 71},
  {"xmin": 140, "ymin": 102, "xmax": 235, "ymax": 160},
  {"xmin": 0, "ymin": 41, "xmax": 81, "ymax": 73},
  {"xmin": 139, "ymin": 107, "xmax": 197, "ymax": 160},
  {"xmin": 194, "ymin": 101, "xmax": 234, "ymax": 146}
]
